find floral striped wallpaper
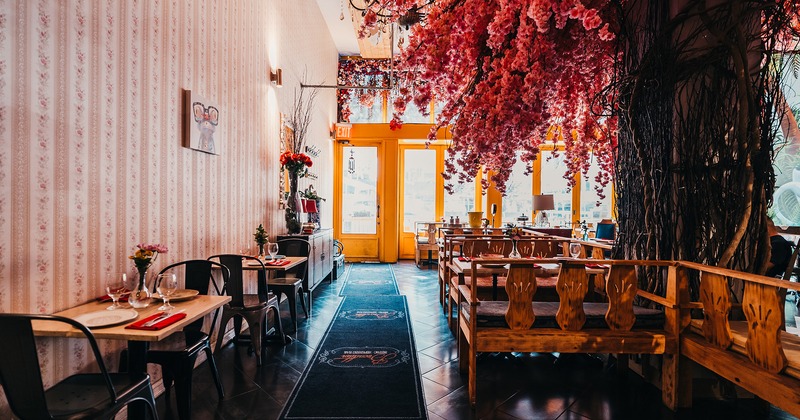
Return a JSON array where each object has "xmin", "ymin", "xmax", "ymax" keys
[{"xmin": 0, "ymin": 0, "xmax": 337, "ymax": 412}]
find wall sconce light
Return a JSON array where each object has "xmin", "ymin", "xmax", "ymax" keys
[{"xmin": 270, "ymin": 68, "xmax": 283, "ymax": 87}]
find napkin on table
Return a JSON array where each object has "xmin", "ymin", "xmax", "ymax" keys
[
  {"xmin": 125, "ymin": 312, "xmax": 187, "ymax": 330},
  {"xmin": 96, "ymin": 294, "xmax": 128, "ymax": 303},
  {"xmin": 266, "ymin": 259, "xmax": 290, "ymax": 266},
  {"xmin": 457, "ymin": 257, "xmax": 471, "ymax": 262}
]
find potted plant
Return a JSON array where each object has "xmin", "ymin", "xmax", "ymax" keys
[{"xmin": 254, "ymin": 224, "xmax": 268, "ymax": 257}]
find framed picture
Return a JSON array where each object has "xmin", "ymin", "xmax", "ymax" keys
[{"xmin": 184, "ymin": 89, "xmax": 221, "ymax": 155}]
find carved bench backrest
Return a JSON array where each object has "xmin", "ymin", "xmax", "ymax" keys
[
  {"xmin": 684, "ymin": 262, "xmax": 792, "ymax": 374},
  {"xmin": 605, "ymin": 265, "xmax": 638, "ymax": 331},
  {"xmin": 556, "ymin": 262, "xmax": 590, "ymax": 330},
  {"xmin": 504, "ymin": 264, "xmax": 538, "ymax": 329},
  {"xmin": 516, "ymin": 239, "xmax": 560, "ymax": 258}
]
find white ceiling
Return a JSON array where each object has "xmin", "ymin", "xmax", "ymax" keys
[
  {"xmin": 315, "ymin": 0, "xmax": 361, "ymax": 56},
  {"xmin": 314, "ymin": 0, "xmax": 393, "ymax": 58}
]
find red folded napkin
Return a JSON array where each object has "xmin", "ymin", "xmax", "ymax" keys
[
  {"xmin": 585, "ymin": 263, "xmax": 610, "ymax": 269},
  {"xmin": 97, "ymin": 294, "xmax": 129, "ymax": 303},
  {"xmin": 266, "ymin": 259, "xmax": 290, "ymax": 266},
  {"xmin": 458, "ymin": 257, "xmax": 471, "ymax": 262},
  {"xmin": 125, "ymin": 312, "xmax": 187, "ymax": 330},
  {"xmin": 532, "ymin": 264, "xmax": 542, "ymax": 269}
]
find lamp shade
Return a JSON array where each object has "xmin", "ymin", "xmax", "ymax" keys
[{"xmin": 532, "ymin": 194, "xmax": 555, "ymax": 211}]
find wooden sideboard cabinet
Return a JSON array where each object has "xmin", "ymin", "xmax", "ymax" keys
[{"xmin": 278, "ymin": 229, "xmax": 333, "ymax": 295}]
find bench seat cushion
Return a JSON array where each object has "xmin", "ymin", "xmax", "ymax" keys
[{"xmin": 461, "ymin": 301, "xmax": 665, "ymax": 329}]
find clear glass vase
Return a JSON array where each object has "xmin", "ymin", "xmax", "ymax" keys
[
  {"xmin": 509, "ymin": 240, "xmax": 521, "ymax": 258},
  {"xmin": 128, "ymin": 268, "xmax": 152, "ymax": 308}
]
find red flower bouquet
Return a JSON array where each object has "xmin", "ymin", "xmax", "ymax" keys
[{"xmin": 280, "ymin": 151, "xmax": 313, "ymax": 177}]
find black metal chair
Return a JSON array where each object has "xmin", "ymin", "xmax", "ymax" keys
[
  {"xmin": 124, "ymin": 260, "xmax": 227, "ymax": 419},
  {"xmin": 208, "ymin": 254, "xmax": 285, "ymax": 366},
  {"xmin": 271, "ymin": 239, "xmax": 310, "ymax": 331},
  {"xmin": 0, "ymin": 313, "xmax": 158, "ymax": 419},
  {"xmin": 277, "ymin": 238, "xmax": 313, "ymax": 316}
]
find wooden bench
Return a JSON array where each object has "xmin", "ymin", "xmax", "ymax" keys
[
  {"xmin": 457, "ymin": 258, "xmax": 682, "ymax": 409},
  {"xmin": 675, "ymin": 261, "xmax": 800, "ymax": 417}
]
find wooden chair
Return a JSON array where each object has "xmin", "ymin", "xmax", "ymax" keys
[
  {"xmin": 209, "ymin": 254, "xmax": 285, "ymax": 366},
  {"xmin": 0, "ymin": 313, "xmax": 158, "ymax": 419}
]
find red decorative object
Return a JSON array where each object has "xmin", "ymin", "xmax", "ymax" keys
[{"xmin": 280, "ymin": 150, "xmax": 313, "ymax": 177}]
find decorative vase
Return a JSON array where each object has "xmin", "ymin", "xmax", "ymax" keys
[
  {"xmin": 129, "ymin": 268, "xmax": 152, "ymax": 308},
  {"xmin": 468, "ymin": 211, "xmax": 484, "ymax": 228},
  {"xmin": 286, "ymin": 174, "xmax": 302, "ymax": 234},
  {"xmin": 509, "ymin": 240, "xmax": 521, "ymax": 258}
]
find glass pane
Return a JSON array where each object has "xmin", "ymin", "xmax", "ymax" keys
[
  {"xmin": 502, "ymin": 156, "xmax": 533, "ymax": 224},
  {"xmin": 390, "ymin": 92, "xmax": 430, "ymax": 124},
  {"xmin": 347, "ymin": 92, "xmax": 384, "ymax": 123},
  {"xmin": 579, "ymin": 156, "xmax": 613, "ymax": 224},
  {"xmin": 772, "ymin": 60, "xmax": 800, "ymax": 226},
  {"xmin": 342, "ymin": 146, "xmax": 378, "ymax": 234},
  {"xmin": 403, "ymin": 149, "xmax": 437, "ymax": 232},
  {"xmin": 444, "ymin": 162, "xmax": 476, "ymax": 221},
  {"xmin": 540, "ymin": 154, "xmax": 572, "ymax": 228}
]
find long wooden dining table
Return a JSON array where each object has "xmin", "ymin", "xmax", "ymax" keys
[{"xmin": 31, "ymin": 294, "xmax": 230, "ymax": 416}]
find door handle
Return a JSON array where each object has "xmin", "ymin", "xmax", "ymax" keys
[{"xmin": 376, "ymin": 204, "xmax": 380, "ymax": 219}]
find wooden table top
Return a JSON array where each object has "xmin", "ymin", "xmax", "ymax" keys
[
  {"xmin": 31, "ymin": 295, "xmax": 230, "ymax": 342},
  {"xmin": 449, "ymin": 258, "xmax": 562, "ymax": 276},
  {"xmin": 240, "ymin": 256, "xmax": 306, "ymax": 271}
]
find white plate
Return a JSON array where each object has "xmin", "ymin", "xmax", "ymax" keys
[
  {"xmin": 73, "ymin": 309, "xmax": 138, "ymax": 328},
  {"xmin": 163, "ymin": 289, "xmax": 199, "ymax": 302}
]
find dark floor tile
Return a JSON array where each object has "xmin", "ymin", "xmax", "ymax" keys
[
  {"xmin": 421, "ymin": 339, "xmax": 459, "ymax": 363},
  {"xmin": 423, "ymin": 360, "xmax": 466, "ymax": 390},
  {"xmin": 417, "ymin": 351, "xmax": 445, "ymax": 375},
  {"xmin": 423, "ymin": 377, "xmax": 454, "ymax": 405},
  {"xmin": 212, "ymin": 388, "xmax": 283, "ymax": 420}
]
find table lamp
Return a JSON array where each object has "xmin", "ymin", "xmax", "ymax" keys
[{"xmin": 532, "ymin": 194, "xmax": 555, "ymax": 227}]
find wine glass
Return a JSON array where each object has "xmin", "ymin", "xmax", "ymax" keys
[
  {"xmin": 267, "ymin": 242, "xmax": 279, "ymax": 261},
  {"xmin": 569, "ymin": 243, "xmax": 582, "ymax": 259},
  {"xmin": 156, "ymin": 273, "xmax": 178, "ymax": 311},
  {"xmin": 105, "ymin": 272, "xmax": 128, "ymax": 310}
]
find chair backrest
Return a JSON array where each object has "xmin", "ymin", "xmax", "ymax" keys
[
  {"xmin": 595, "ymin": 222, "xmax": 616, "ymax": 240},
  {"xmin": 278, "ymin": 238, "xmax": 311, "ymax": 282},
  {"xmin": 783, "ymin": 238, "xmax": 800, "ymax": 281},
  {"xmin": 159, "ymin": 259, "xmax": 228, "ymax": 332},
  {"xmin": 208, "ymin": 254, "xmax": 267, "ymax": 307},
  {"xmin": 0, "ymin": 314, "xmax": 118, "ymax": 419},
  {"xmin": 516, "ymin": 239, "xmax": 560, "ymax": 258}
]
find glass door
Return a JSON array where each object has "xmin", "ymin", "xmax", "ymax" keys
[
  {"xmin": 399, "ymin": 147, "xmax": 439, "ymax": 259},
  {"xmin": 335, "ymin": 142, "xmax": 382, "ymax": 261}
]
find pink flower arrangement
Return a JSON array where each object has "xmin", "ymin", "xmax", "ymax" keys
[
  {"xmin": 355, "ymin": 0, "xmax": 619, "ymax": 195},
  {"xmin": 129, "ymin": 243, "xmax": 168, "ymax": 271}
]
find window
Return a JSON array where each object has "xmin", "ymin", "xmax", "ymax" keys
[
  {"xmin": 540, "ymin": 153, "xmax": 572, "ymax": 228},
  {"xmin": 579, "ymin": 156, "xmax": 613, "ymax": 224},
  {"xmin": 444, "ymin": 177, "xmax": 475, "ymax": 221},
  {"xmin": 341, "ymin": 146, "xmax": 378, "ymax": 234},
  {"xmin": 772, "ymin": 62, "xmax": 800, "ymax": 226},
  {"xmin": 502, "ymin": 156, "xmax": 533, "ymax": 224},
  {"xmin": 347, "ymin": 92, "xmax": 384, "ymax": 123},
  {"xmin": 403, "ymin": 149, "xmax": 437, "ymax": 232}
]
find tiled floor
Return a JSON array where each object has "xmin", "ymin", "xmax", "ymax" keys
[{"xmin": 156, "ymin": 261, "xmax": 797, "ymax": 419}]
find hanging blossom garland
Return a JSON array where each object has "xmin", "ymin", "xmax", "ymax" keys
[
  {"xmin": 360, "ymin": 0, "xmax": 619, "ymax": 195},
  {"xmin": 337, "ymin": 58, "xmax": 393, "ymax": 122}
]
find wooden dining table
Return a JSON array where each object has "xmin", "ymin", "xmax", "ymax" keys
[
  {"xmin": 449, "ymin": 257, "xmax": 562, "ymax": 300},
  {"xmin": 31, "ymin": 294, "xmax": 230, "ymax": 416}
]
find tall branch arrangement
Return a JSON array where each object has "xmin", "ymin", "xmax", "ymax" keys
[
  {"xmin": 287, "ymin": 84, "xmax": 318, "ymax": 154},
  {"xmin": 612, "ymin": 0, "xmax": 800, "ymax": 297},
  {"xmin": 361, "ymin": 0, "xmax": 620, "ymax": 194}
]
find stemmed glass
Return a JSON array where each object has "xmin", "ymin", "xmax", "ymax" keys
[
  {"xmin": 156, "ymin": 273, "xmax": 178, "ymax": 311},
  {"xmin": 267, "ymin": 242, "xmax": 279, "ymax": 261},
  {"xmin": 569, "ymin": 243, "xmax": 582, "ymax": 259},
  {"xmin": 105, "ymin": 272, "xmax": 128, "ymax": 310}
]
